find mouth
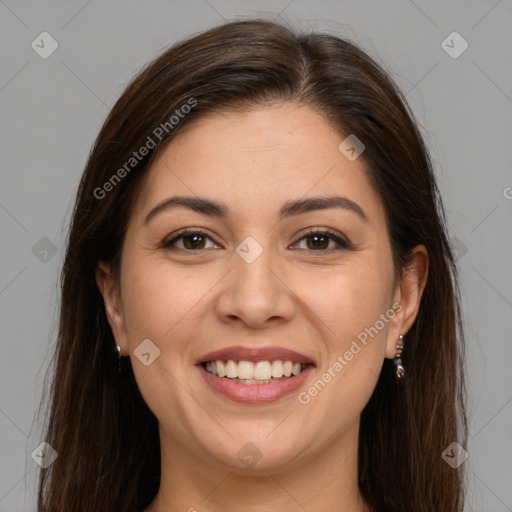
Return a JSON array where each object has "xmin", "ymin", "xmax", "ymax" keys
[
  {"xmin": 201, "ymin": 359, "xmax": 312, "ymax": 384},
  {"xmin": 196, "ymin": 346, "xmax": 315, "ymax": 403}
]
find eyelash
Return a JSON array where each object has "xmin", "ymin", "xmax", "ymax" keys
[{"xmin": 161, "ymin": 228, "xmax": 352, "ymax": 253}]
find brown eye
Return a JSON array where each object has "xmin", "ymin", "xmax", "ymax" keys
[
  {"xmin": 163, "ymin": 230, "xmax": 219, "ymax": 251},
  {"xmin": 292, "ymin": 229, "xmax": 351, "ymax": 251},
  {"xmin": 179, "ymin": 233, "xmax": 207, "ymax": 250},
  {"xmin": 305, "ymin": 233, "xmax": 331, "ymax": 250}
]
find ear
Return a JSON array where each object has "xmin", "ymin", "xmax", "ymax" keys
[
  {"xmin": 385, "ymin": 245, "xmax": 429, "ymax": 358},
  {"xmin": 95, "ymin": 261, "xmax": 128, "ymax": 355}
]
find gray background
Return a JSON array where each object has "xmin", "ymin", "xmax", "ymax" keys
[{"xmin": 1, "ymin": 0, "xmax": 511, "ymax": 510}]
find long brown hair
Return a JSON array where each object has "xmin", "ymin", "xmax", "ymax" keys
[{"xmin": 37, "ymin": 18, "xmax": 467, "ymax": 511}]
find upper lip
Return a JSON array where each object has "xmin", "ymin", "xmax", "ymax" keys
[{"xmin": 196, "ymin": 345, "xmax": 315, "ymax": 365}]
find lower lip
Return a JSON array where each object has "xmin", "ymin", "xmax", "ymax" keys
[{"xmin": 198, "ymin": 363, "xmax": 314, "ymax": 404}]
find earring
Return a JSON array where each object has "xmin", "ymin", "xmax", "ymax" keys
[
  {"xmin": 116, "ymin": 344, "xmax": 122, "ymax": 373},
  {"xmin": 394, "ymin": 334, "xmax": 405, "ymax": 379}
]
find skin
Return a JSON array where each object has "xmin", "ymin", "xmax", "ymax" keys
[{"xmin": 96, "ymin": 101, "xmax": 428, "ymax": 512}]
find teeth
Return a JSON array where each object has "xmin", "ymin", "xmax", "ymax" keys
[
  {"xmin": 271, "ymin": 360, "xmax": 283, "ymax": 378},
  {"xmin": 225, "ymin": 360, "xmax": 238, "ymax": 378},
  {"xmin": 254, "ymin": 361, "xmax": 272, "ymax": 380},
  {"xmin": 238, "ymin": 360, "xmax": 254, "ymax": 379},
  {"xmin": 205, "ymin": 359, "xmax": 306, "ymax": 381},
  {"xmin": 292, "ymin": 362, "xmax": 302, "ymax": 375}
]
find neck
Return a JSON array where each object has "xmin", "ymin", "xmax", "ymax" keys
[{"xmin": 145, "ymin": 421, "xmax": 370, "ymax": 512}]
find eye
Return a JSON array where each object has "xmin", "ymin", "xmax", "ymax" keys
[
  {"xmin": 291, "ymin": 228, "xmax": 351, "ymax": 252},
  {"xmin": 162, "ymin": 228, "xmax": 352, "ymax": 252},
  {"xmin": 162, "ymin": 229, "xmax": 219, "ymax": 251}
]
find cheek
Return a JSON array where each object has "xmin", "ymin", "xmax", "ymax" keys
[
  {"xmin": 120, "ymin": 259, "xmax": 205, "ymax": 351},
  {"xmin": 293, "ymin": 259, "xmax": 393, "ymax": 343},
  {"xmin": 297, "ymin": 257, "xmax": 393, "ymax": 394},
  {"xmin": 121, "ymin": 247, "xmax": 394, "ymax": 352},
  {"xmin": 118, "ymin": 259, "xmax": 209, "ymax": 423}
]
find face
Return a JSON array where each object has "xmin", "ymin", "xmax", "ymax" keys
[{"xmin": 99, "ymin": 102, "xmax": 421, "ymax": 472}]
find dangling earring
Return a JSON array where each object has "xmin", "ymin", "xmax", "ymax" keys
[
  {"xmin": 116, "ymin": 344, "xmax": 122, "ymax": 373},
  {"xmin": 394, "ymin": 334, "xmax": 405, "ymax": 379}
]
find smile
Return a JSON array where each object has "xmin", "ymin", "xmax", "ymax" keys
[
  {"xmin": 198, "ymin": 361, "xmax": 314, "ymax": 404},
  {"xmin": 203, "ymin": 359, "xmax": 307, "ymax": 383}
]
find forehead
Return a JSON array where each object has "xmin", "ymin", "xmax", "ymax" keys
[{"xmin": 133, "ymin": 102, "xmax": 385, "ymax": 224}]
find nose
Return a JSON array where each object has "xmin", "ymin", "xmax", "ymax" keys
[{"xmin": 215, "ymin": 243, "xmax": 295, "ymax": 329}]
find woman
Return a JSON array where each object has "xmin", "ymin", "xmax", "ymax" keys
[{"xmin": 37, "ymin": 18, "xmax": 467, "ymax": 511}]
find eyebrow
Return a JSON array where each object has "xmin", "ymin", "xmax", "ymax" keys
[{"xmin": 143, "ymin": 195, "xmax": 369, "ymax": 225}]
